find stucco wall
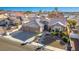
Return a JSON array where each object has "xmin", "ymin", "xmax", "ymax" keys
[
  {"xmin": 51, "ymin": 25, "xmax": 64, "ymax": 31},
  {"xmin": 22, "ymin": 26, "xmax": 41, "ymax": 33}
]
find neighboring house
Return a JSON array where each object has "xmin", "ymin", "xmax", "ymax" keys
[
  {"xmin": 8, "ymin": 11, "xmax": 25, "ymax": 22},
  {"xmin": 70, "ymin": 32, "xmax": 79, "ymax": 39},
  {"xmin": 0, "ymin": 19, "xmax": 10, "ymax": 27},
  {"xmin": 70, "ymin": 29, "xmax": 79, "ymax": 39},
  {"xmin": 8, "ymin": 16, "xmax": 21, "ymax": 25},
  {"xmin": 48, "ymin": 11, "xmax": 64, "ymax": 19},
  {"xmin": 69, "ymin": 31, "xmax": 79, "ymax": 50},
  {"xmin": 22, "ymin": 19, "xmax": 43, "ymax": 33},
  {"xmin": 0, "ymin": 20, "xmax": 6, "ymax": 26},
  {"xmin": 27, "ymin": 14, "xmax": 40, "ymax": 21},
  {"xmin": 0, "ymin": 11, "xmax": 8, "ymax": 19},
  {"xmin": 0, "ymin": 14, "xmax": 8, "ymax": 19}
]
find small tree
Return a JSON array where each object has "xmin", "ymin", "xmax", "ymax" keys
[
  {"xmin": 67, "ymin": 19, "xmax": 72, "ymax": 28},
  {"xmin": 67, "ymin": 19, "xmax": 77, "ymax": 28},
  {"xmin": 51, "ymin": 32, "xmax": 57, "ymax": 36},
  {"xmin": 71, "ymin": 19, "xmax": 77, "ymax": 28},
  {"xmin": 15, "ymin": 21, "xmax": 19, "ymax": 28}
]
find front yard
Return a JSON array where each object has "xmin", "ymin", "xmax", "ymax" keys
[
  {"xmin": 33, "ymin": 30, "xmax": 72, "ymax": 50},
  {"xmin": 34, "ymin": 35, "xmax": 66, "ymax": 49}
]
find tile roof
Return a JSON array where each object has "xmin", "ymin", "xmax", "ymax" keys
[
  {"xmin": 70, "ymin": 32, "xmax": 79, "ymax": 39},
  {"xmin": 51, "ymin": 22, "xmax": 66, "ymax": 27},
  {"xmin": 48, "ymin": 18, "xmax": 67, "ymax": 26},
  {"xmin": 23, "ymin": 20, "xmax": 40, "ymax": 28}
]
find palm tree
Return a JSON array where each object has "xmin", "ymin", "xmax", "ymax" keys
[
  {"xmin": 66, "ymin": 24, "xmax": 72, "ymax": 51},
  {"xmin": 72, "ymin": 20, "xmax": 77, "ymax": 28},
  {"xmin": 67, "ymin": 19, "xmax": 72, "ymax": 28}
]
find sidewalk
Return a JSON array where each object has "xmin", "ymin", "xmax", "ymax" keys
[
  {"xmin": 7, "ymin": 25, "xmax": 22, "ymax": 35},
  {"xmin": 3, "ymin": 35, "xmax": 23, "ymax": 43},
  {"xmin": 31, "ymin": 42, "xmax": 65, "ymax": 51},
  {"xmin": 24, "ymin": 33, "xmax": 42, "ymax": 43}
]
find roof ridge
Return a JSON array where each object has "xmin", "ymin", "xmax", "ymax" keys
[{"xmin": 35, "ymin": 19, "xmax": 43, "ymax": 27}]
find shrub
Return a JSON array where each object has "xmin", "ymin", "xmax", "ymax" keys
[
  {"xmin": 62, "ymin": 36, "xmax": 69, "ymax": 43},
  {"xmin": 51, "ymin": 32, "xmax": 58, "ymax": 36}
]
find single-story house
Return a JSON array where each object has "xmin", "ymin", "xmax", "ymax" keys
[
  {"xmin": 48, "ymin": 18, "xmax": 67, "ymax": 31},
  {"xmin": 0, "ymin": 19, "xmax": 10, "ymax": 26},
  {"xmin": 0, "ymin": 14, "xmax": 8, "ymax": 19},
  {"xmin": 27, "ymin": 14, "xmax": 37, "ymax": 20},
  {"xmin": 49, "ymin": 22, "xmax": 66, "ymax": 31},
  {"xmin": 8, "ymin": 16, "xmax": 22, "ymax": 25}
]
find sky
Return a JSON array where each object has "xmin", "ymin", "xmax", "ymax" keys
[{"xmin": 0, "ymin": 7, "xmax": 79, "ymax": 12}]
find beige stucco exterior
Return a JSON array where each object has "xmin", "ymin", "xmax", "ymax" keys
[
  {"xmin": 49, "ymin": 22, "xmax": 66, "ymax": 31},
  {"xmin": 22, "ymin": 26, "xmax": 43, "ymax": 33},
  {"xmin": 21, "ymin": 19, "xmax": 44, "ymax": 33},
  {"xmin": 51, "ymin": 25, "xmax": 65, "ymax": 31}
]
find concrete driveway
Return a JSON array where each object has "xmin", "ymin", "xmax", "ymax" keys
[{"xmin": 10, "ymin": 31, "xmax": 36, "ymax": 41}]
